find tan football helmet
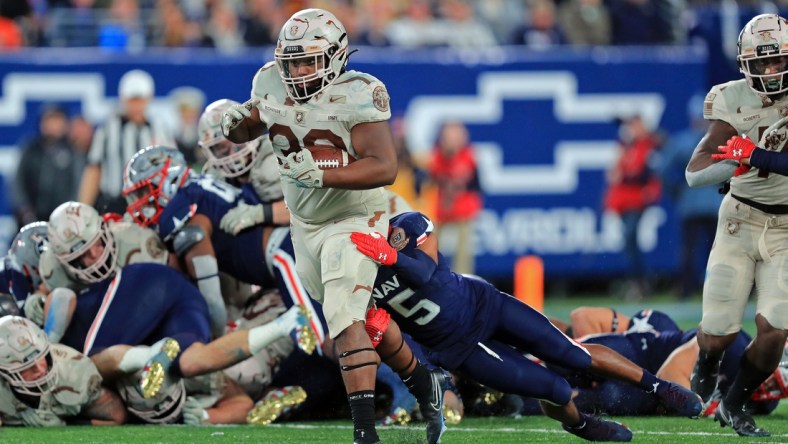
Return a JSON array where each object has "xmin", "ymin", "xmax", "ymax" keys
[
  {"xmin": 275, "ymin": 8, "xmax": 349, "ymax": 101},
  {"xmin": 116, "ymin": 371, "xmax": 186, "ymax": 424},
  {"xmin": 198, "ymin": 99, "xmax": 260, "ymax": 178},
  {"xmin": 738, "ymin": 14, "xmax": 788, "ymax": 96},
  {"xmin": 47, "ymin": 201, "xmax": 118, "ymax": 284},
  {"xmin": 0, "ymin": 316, "xmax": 58, "ymax": 396}
]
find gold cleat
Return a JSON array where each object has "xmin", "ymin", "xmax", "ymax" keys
[
  {"xmin": 139, "ymin": 338, "xmax": 181, "ymax": 399},
  {"xmin": 379, "ymin": 407, "xmax": 412, "ymax": 426},
  {"xmin": 294, "ymin": 305, "xmax": 318, "ymax": 355},
  {"xmin": 443, "ymin": 405, "xmax": 462, "ymax": 425},
  {"xmin": 247, "ymin": 385, "xmax": 307, "ymax": 425},
  {"xmin": 482, "ymin": 389, "xmax": 504, "ymax": 406}
]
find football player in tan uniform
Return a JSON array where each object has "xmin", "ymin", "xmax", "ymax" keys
[
  {"xmin": 685, "ymin": 13, "xmax": 788, "ymax": 437},
  {"xmin": 222, "ymin": 8, "xmax": 446, "ymax": 444},
  {"xmin": 37, "ymin": 201, "xmax": 170, "ymax": 342},
  {"xmin": 0, "ymin": 316, "xmax": 125, "ymax": 426}
]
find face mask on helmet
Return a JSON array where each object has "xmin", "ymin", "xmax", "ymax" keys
[
  {"xmin": 738, "ymin": 14, "xmax": 788, "ymax": 97},
  {"xmin": 752, "ymin": 341, "xmax": 788, "ymax": 401},
  {"xmin": 116, "ymin": 371, "xmax": 186, "ymax": 424},
  {"xmin": 47, "ymin": 202, "xmax": 118, "ymax": 284},
  {"xmin": 0, "ymin": 316, "xmax": 58, "ymax": 396},
  {"xmin": 198, "ymin": 99, "xmax": 260, "ymax": 178},
  {"xmin": 122, "ymin": 146, "xmax": 191, "ymax": 227},
  {"xmin": 7, "ymin": 221, "xmax": 48, "ymax": 293},
  {"xmin": 275, "ymin": 8, "xmax": 349, "ymax": 101}
]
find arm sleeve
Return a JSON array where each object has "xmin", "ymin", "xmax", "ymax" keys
[
  {"xmin": 748, "ymin": 148, "xmax": 788, "ymax": 175},
  {"xmin": 685, "ymin": 160, "xmax": 737, "ymax": 187},
  {"xmin": 392, "ymin": 249, "xmax": 437, "ymax": 288}
]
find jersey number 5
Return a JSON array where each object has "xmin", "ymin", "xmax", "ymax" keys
[{"xmin": 387, "ymin": 289, "xmax": 440, "ymax": 326}]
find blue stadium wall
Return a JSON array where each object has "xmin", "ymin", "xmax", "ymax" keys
[{"xmin": 0, "ymin": 46, "xmax": 710, "ymax": 280}]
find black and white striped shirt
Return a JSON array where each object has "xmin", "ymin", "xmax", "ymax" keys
[{"xmin": 87, "ymin": 114, "xmax": 174, "ymax": 197}]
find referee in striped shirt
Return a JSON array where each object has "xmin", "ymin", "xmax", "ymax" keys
[{"xmin": 78, "ymin": 69, "xmax": 174, "ymax": 214}]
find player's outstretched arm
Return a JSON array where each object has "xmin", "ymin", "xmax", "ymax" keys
[
  {"xmin": 321, "ymin": 121, "xmax": 398, "ymax": 189},
  {"xmin": 82, "ymin": 387, "xmax": 127, "ymax": 425},
  {"xmin": 686, "ymin": 119, "xmax": 739, "ymax": 187}
]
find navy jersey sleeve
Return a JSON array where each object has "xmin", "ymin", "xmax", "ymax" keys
[
  {"xmin": 158, "ymin": 186, "xmax": 199, "ymax": 243},
  {"xmin": 750, "ymin": 148, "xmax": 788, "ymax": 175}
]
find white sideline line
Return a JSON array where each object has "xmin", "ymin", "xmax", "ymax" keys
[{"xmin": 269, "ymin": 423, "xmax": 788, "ymax": 438}]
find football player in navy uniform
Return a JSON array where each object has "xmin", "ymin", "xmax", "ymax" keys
[{"xmin": 351, "ymin": 211, "xmax": 704, "ymax": 441}]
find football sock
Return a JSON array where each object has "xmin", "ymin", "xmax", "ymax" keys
[
  {"xmin": 348, "ymin": 390, "xmax": 379, "ymax": 443},
  {"xmin": 118, "ymin": 338, "xmax": 168, "ymax": 372},
  {"xmin": 402, "ymin": 361, "xmax": 431, "ymax": 393},
  {"xmin": 638, "ymin": 370, "xmax": 659, "ymax": 392},
  {"xmin": 724, "ymin": 354, "xmax": 772, "ymax": 409}
]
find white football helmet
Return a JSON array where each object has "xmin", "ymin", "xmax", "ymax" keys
[
  {"xmin": 116, "ymin": 371, "xmax": 186, "ymax": 424},
  {"xmin": 738, "ymin": 14, "xmax": 788, "ymax": 96},
  {"xmin": 752, "ymin": 341, "xmax": 788, "ymax": 401},
  {"xmin": 8, "ymin": 221, "xmax": 49, "ymax": 291},
  {"xmin": 122, "ymin": 145, "xmax": 192, "ymax": 227},
  {"xmin": 0, "ymin": 316, "xmax": 57, "ymax": 396},
  {"xmin": 274, "ymin": 8, "xmax": 349, "ymax": 101},
  {"xmin": 47, "ymin": 202, "xmax": 118, "ymax": 284},
  {"xmin": 198, "ymin": 99, "xmax": 260, "ymax": 178}
]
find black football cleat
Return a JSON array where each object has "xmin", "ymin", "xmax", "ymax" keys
[
  {"xmin": 417, "ymin": 369, "xmax": 448, "ymax": 444},
  {"xmin": 690, "ymin": 356, "xmax": 720, "ymax": 402},
  {"xmin": 715, "ymin": 401, "xmax": 770, "ymax": 437},
  {"xmin": 562, "ymin": 414, "xmax": 633, "ymax": 442},
  {"xmin": 655, "ymin": 381, "xmax": 702, "ymax": 418}
]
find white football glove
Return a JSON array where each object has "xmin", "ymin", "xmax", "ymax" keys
[
  {"xmin": 19, "ymin": 408, "xmax": 65, "ymax": 427},
  {"xmin": 182, "ymin": 396, "xmax": 210, "ymax": 425},
  {"xmin": 23, "ymin": 292, "xmax": 46, "ymax": 327},
  {"xmin": 220, "ymin": 202, "xmax": 267, "ymax": 235},
  {"xmin": 221, "ymin": 99, "xmax": 260, "ymax": 137},
  {"xmin": 279, "ymin": 150, "xmax": 324, "ymax": 188}
]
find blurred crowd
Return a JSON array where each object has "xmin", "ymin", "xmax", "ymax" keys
[{"xmin": 0, "ymin": 0, "xmax": 779, "ymax": 51}]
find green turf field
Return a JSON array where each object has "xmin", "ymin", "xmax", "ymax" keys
[
  {"xmin": 2, "ymin": 407, "xmax": 788, "ymax": 443},
  {"xmin": 3, "ymin": 293, "xmax": 772, "ymax": 443}
]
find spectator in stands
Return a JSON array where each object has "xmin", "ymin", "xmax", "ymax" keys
[
  {"xmin": 98, "ymin": 0, "xmax": 146, "ymax": 52},
  {"xmin": 557, "ymin": 0, "xmax": 611, "ymax": 46},
  {"xmin": 436, "ymin": 0, "xmax": 498, "ymax": 48},
  {"xmin": 355, "ymin": 0, "xmax": 395, "ymax": 46},
  {"xmin": 509, "ymin": 0, "xmax": 566, "ymax": 48},
  {"xmin": 154, "ymin": 0, "xmax": 206, "ymax": 48},
  {"xmin": 658, "ymin": 94, "xmax": 721, "ymax": 300},
  {"xmin": 242, "ymin": 0, "xmax": 280, "ymax": 47},
  {"xmin": 429, "ymin": 121, "xmax": 483, "ymax": 276},
  {"xmin": 203, "ymin": 0, "xmax": 245, "ymax": 53},
  {"xmin": 603, "ymin": 115, "xmax": 663, "ymax": 301},
  {"xmin": 78, "ymin": 69, "xmax": 173, "ymax": 214},
  {"xmin": 385, "ymin": 0, "xmax": 443, "ymax": 47},
  {"xmin": 0, "ymin": 16, "xmax": 23, "ymax": 48},
  {"xmin": 13, "ymin": 104, "xmax": 85, "ymax": 227},
  {"xmin": 607, "ymin": 0, "xmax": 681, "ymax": 45},
  {"xmin": 47, "ymin": 0, "xmax": 99, "ymax": 47}
]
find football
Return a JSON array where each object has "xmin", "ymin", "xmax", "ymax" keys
[{"xmin": 306, "ymin": 145, "xmax": 357, "ymax": 170}]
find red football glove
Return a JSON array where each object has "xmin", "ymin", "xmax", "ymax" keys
[
  {"xmin": 734, "ymin": 163, "xmax": 752, "ymax": 177},
  {"xmin": 712, "ymin": 135, "xmax": 758, "ymax": 162},
  {"xmin": 350, "ymin": 232, "xmax": 397, "ymax": 266}
]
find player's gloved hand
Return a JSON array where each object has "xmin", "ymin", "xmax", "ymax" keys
[
  {"xmin": 182, "ymin": 396, "xmax": 210, "ymax": 425},
  {"xmin": 733, "ymin": 163, "xmax": 752, "ymax": 177},
  {"xmin": 350, "ymin": 232, "xmax": 397, "ymax": 266},
  {"xmin": 23, "ymin": 292, "xmax": 46, "ymax": 327},
  {"xmin": 713, "ymin": 135, "xmax": 758, "ymax": 162},
  {"xmin": 220, "ymin": 202, "xmax": 267, "ymax": 235},
  {"xmin": 19, "ymin": 408, "xmax": 64, "ymax": 427},
  {"xmin": 280, "ymin": 150, "xmax": 324, "ymax": 188},
  {"xmin": 221, "ymin": 99, "xmax": 260, "ymax": 137}
]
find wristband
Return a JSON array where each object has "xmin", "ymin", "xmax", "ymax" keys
[{"xmin": 262, "ymin": 203, "xmax": 273, "ymax": 223}]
